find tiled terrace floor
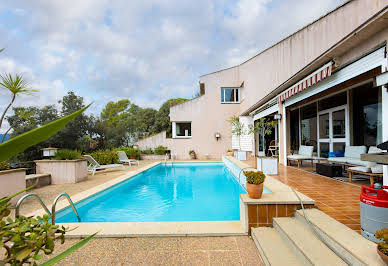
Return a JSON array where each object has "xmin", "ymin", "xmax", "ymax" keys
[{"xmin": 247, "ymin": 158, "xmax": 368, "ymax": 233}]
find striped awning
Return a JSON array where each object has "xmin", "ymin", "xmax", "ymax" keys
[{"xmin": 279, "ymin": 62, "xmax": 333, "ymax": 102}]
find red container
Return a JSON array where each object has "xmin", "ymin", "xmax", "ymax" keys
[{"xmin": 360, "ymin": 185, "xmax": 388, "ymax": 208}]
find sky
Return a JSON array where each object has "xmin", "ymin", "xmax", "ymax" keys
[{"xmin": 0, "ymin": 0, "xmax": 344, "ymax": 133}]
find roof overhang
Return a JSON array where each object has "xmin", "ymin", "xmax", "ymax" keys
[{"xmin": 241, "ymin": 6, "xmax": 388, "ymax": 116}]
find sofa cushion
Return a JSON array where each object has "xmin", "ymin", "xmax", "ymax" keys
[
  {"xmin": 346, "ymin": 158, "xmax": 377, "ymax": 168},
  {"xmin": 328, "ymin": 157, "xmax": 347, "ymax": 163},
  {"xmin": 287, "ymin": 154, "xmax": 311, "ymax": 160},
  {"xmin": 344, "ymin": 146, "xmax": 367, "ymax": 159},
  {"xmin": 368, "ymin": 146, "xmax": 386, "ymax": 154},
  {"xmin": 371, "ymin": 165, "xmax": 383, "ymax": 174},
  {"xmin": 348, "ymin": 166, "xmax": 371, "ymax": 173},
  {"xmin": 298, "ymin": 145, "xmax": 314, "ymax": 156}
]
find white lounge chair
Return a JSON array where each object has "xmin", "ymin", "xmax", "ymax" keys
[
  {"xmin": 117, "ymin": 151, "xmax": 140, "ymax": 166},
  {"xmin": 287, "ymin": 145, "xmax": 314, "ymax": 168},
  {"xmin": 83, "ymin": 155, "xmax": 125, "ymax": 176}
]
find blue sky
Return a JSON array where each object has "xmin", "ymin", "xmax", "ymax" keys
[{"xmin": 0, "ymin": 0, "xmax": 344, "ymax": 133}]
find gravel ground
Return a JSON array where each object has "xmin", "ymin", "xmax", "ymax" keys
[{"xmin": 41, "ymin": 236, "xmax": 263, "ymax": 265}]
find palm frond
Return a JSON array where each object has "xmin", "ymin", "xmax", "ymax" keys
[{"xmin": 0, "ymin": 73, "xmax": 37, "ymax": 96}]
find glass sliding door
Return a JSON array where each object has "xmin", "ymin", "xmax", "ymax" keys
[{"xmin": 317, "ymin": 105, "xmax": 348, "ymax": 157}]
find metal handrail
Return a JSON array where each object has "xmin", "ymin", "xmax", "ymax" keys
[
  {"xmin": 15, "ymin": 193, "xmax": 52, "ymax": 218},
  {"xmin": 51, "ymin": 193, "xmax": 81, "ymax": 225},
  {"xmin": 238, "ymin": 166, "xmax": 257, "ymax": 186}
]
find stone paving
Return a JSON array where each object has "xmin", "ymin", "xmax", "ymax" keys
[{"xmin": 41, "ymin": 236, "xmax": 263, "ymax": 265}]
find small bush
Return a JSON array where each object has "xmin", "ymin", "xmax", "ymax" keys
[
  {"xmin": 119, "ymin": 147, "xmax": 141, "ymax": 159},
  {"xmin": 154, "ymin": 146, "xmax": 168, "ymax": 155},
  {"xmin": 54, "ymin": 149, "xmax": 81, "ymax": 160},
  {"xmin": 244, "ymin": 171, "xmax": 265, "ymax": 185},
  {"xmin": 141, "ymin": 148, "xmax": 154, "ymax": 155},
  {"xmin": 89, "ymin": 150, "xmax": 119, "ymax": 165},
  {"xmin": 376, "ymin": 228, "xmax": 388, "ymax": 255},
  {"xmin": 0, "ymin": 161, "xmax": 11, "ymax": 171}
]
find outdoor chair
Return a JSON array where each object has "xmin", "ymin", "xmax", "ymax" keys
[
  {"xmin": 287, "ymin": 145, "xmax": 314, "ymax": 168},
  {"xmin": 117, "ymin": 151, "xmax": 140, "ymax": 166},
  {"xmin": 328, "ymin": 146, "xmax": 379, "ymax": 167},
  {"xmin": 83, "ymin": 155, "xmax": 125, "ymax": 176},
  {"xmin": 268, "ymin": 140, "xmax": 278, "ymax": 157}
]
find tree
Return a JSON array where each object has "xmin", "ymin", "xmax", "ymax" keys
[
  {"xmin": 0, "ymin": 74, "xmax": 37, "ymax": 134},
  {"xmin": 227, "ymin": 115, "xmax": 245, "ymax": 151},
  {"xmin": 153, "ymin": 98, "xmax": 188, "ymax": 135}
]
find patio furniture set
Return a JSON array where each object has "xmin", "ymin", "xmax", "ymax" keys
[
  {"xmin": 287, "ymin": 145, "xmax": 386, "ymax": 185},
  {"xmin": 83, "ymin": 151, "xmax": 140, "ymax": 176}
]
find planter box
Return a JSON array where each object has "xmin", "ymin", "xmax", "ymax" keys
[
  {"xmin": 35, "ymin": 159, "xmax": 87, "ymax": 184},
  {"xmin": 0, "ymin": 168, "xmax": 27, "ymax": 205},
  {"xmin": 141, "ymin": 154, "xmax": 167, "ymax": 160},
  {"xmin": 257, "ymin": 157, "xmax": 278, "ymax": 175}
]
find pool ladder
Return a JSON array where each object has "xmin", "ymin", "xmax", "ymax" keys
[{"xmin": 15, "ymin": 192, "xmax": 81, "ymax": 225}]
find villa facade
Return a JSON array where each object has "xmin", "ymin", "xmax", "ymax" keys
[{"xmin": 135, "ymin": 0, "xmax": 388, "ymax": 182}]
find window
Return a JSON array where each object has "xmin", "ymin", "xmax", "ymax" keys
[
  {"xmin": 175, "ymin": 122, "xmax": 191, "ymax": 137},
  {"xmin": 221, "ymin": 88, "xmax": 239, "ymax": 103}
]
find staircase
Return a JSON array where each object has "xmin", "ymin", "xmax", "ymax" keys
[{"xmin": 252, "ymin": 208, "xmax": 385, "ymax": 266}]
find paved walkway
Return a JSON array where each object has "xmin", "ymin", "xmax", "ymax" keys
[{"xmin": 272, "ymin": 164, "xmax": 366, "ymax": 233}]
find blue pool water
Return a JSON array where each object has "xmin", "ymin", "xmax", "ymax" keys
[{"xmin": 56, "ymin": 162, "xmax": 270, "ymax": 223}]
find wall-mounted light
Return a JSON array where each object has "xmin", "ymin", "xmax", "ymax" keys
[
  {"xmin": 274, "ymin": 114, "xmax": 282, "ymax": 120},
  {"xmin": 215, "ymin": 132, "xmax": 221, "ymax": 141}
]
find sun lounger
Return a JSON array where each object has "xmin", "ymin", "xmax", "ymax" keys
[
  {"xmin": 117, "ymin": 151, "xmax": 140, "ymax": 166},
  {"xmin": 83, "ymin": 155, "xmax": 125, "ymax": 176},
  {"xmin": 287, "ymin": 145, "xmax": 314, "ymax": 168}
]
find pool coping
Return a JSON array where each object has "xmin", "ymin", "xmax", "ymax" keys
[{"xmin": 27, "ymin": 161, "xmax": 247, "ymax": 237}]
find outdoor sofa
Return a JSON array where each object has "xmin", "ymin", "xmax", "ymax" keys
[{"xmin": 287, "ymin": 145, "xmax": 314, "ymax": 168}]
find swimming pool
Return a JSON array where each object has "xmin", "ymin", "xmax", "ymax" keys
[{"xmin": 56, "ymin": 162, "xmax": 270, "ymax": 223}]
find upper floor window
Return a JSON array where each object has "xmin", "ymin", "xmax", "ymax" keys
[{"xmin": 221, "ymin": 88, "xmax": 239, "ymax": 103}]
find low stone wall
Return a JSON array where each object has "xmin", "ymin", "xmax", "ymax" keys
[
  {"xmin": 35, "ymin": 159, "xmax": 88, "ymax": 184},
  {"xmin": 140, "ymin": 154, "xmax": 167, "ymax": 160},
  {"xmin": 0, "ymin": 168, "xmax": 26, "ymax": 205},
  {"xmin": 223, "ymin": 156, "xmax": 315, "ymax": 234}
]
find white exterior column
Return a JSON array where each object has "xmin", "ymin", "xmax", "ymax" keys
[
  {"xmin": 382, "ymin": 85, "xmax": 388, "ymax": 186},
  {"xmin": 172, "ymin": 122, "xmax": 176, "ymax": 138},
  {"xmin": 282, "ymin": 103, "xmax": 287, "ymax": 166}
]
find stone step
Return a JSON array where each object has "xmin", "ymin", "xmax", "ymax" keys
[
  {"xmin": 295, "ymin": 208, "xmax": 385, "ymax": 266},
  {"xmin": 251, "ymin": 227, "xmax": 303, "ymax": 266},
  {"xmin": 26, "ymin": 173, "xmax": 51, "ymax": 188},
  {"xmin": 273, "ymin": 217, "xmax": 346, "ymax": 266}
]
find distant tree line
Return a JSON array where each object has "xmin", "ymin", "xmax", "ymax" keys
[{"xmin": 6, "ymin": 91, "xmax": 187, "ymax": 161}]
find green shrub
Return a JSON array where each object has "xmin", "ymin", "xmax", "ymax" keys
[
  {"xmin": 376, "ymin": 228, "xmax": 388, "ymax": 255},
  {"xmin": 89, "ymin": 150, "xmax": 118, "ymax": 165},
  {"xmin": 0, "ymin": 161, "xmax": 10, "ymax": 171},
  {"xmin": 141, "ymin": 148, "xmax": 153, "ymax": 155},
  {"xmin": 154, "ymin": 145, "xmax": 168, "ymax": 155},
  {"xmin": 244, "ymin": 171, "xmax": 265, "ymax": 185},
  {"xmin": 54, "ymin": 149, "xmax": 81, "ymax": 160},
  {"xmin": 118, "ymin": 147, "xmax": 141, "ymax": 159}
]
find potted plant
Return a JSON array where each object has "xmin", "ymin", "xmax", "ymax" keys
[
  {"xmin": 376, "ymin": 228, "xmax": 388, "ymax": 264},
  {"xmin": 226, "ymin": 149, "xmax": 233, "ymax": 156},
  {"xmin": 227, "ymin": 115, "xmax": 247, "ymax": 160},
  {"xmin": 244, "ymin": 171, "xmax": 266, "ymax": 199},
  {"xmin": 35, "ymin": 149, "xmax": 88, "ymax": 184},
  {"xmin": 249, "ymin": 117, "xmax": 278, "ymax": 175},
  {"xmin": 189, "ymin": 150, "xmax": 197, "ymax": 159}
]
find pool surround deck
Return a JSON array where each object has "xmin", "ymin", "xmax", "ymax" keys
[{"xmin": 29, "ymin": 159, "xmax": 315, "ymax": 237}]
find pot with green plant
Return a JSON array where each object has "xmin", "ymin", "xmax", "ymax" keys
[
  {"xmin": 249, "ymin": 117, "xmax": 278, "ymax": 175},
  {"xmin": 35, "ymin": 149, "xmax": 88, "ymax": 184},
  {"xmin": 226, "ymin": 149, "xmax": 233, "ymax": 156},
  {"xmin": 189, "ymin": 150, "xmax": 197, "ymax": 159},
  {"xmin": 244, "ymin": 170, "xmax": 266, "ymax": 199},
  {"xmin": 376, "ymin": 228, "xmax": 388, "ymax": 264}
]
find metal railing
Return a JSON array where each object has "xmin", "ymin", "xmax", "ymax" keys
[
  {"xmin": 15, "ymin": 193, "xmax": 51, "ymax": 218},
  {"xmin": 51, "ymin": 193, "xmax": 81, "ymax": 225},
  {"xmin": 15, "ymin": 192, "xmax": 81, "ymax": 225}
]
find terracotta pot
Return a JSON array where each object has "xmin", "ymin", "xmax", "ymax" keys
[
  {"xmin": 246, "ymin": 182, "xmax": 264, "ymax": 199},
  {"xmin": 377, "ymin": 246, "xmax": 388, "ymax": 264}
]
